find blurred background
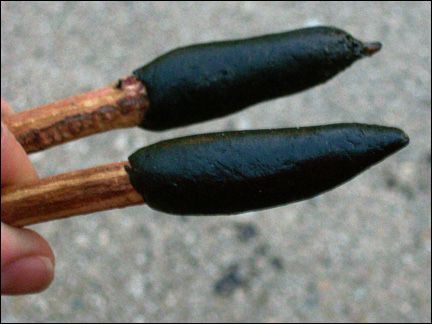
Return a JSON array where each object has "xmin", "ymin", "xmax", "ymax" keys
[{"xmin": 1, "ymin": 1, "xmax": 430, "ymax": 322}]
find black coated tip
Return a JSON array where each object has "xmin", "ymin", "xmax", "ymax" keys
[
  {"xmin": 127, "ymin": 124, "xmax": 409, "ymax": 215},
  {"xmin": 135, "ymin": 27, "xmax": 383, "ymax": 131}
]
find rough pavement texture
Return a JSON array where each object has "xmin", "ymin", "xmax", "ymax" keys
[{"xmin": 1, "ymin": 2, "xmax": 431, "ymax": 322}]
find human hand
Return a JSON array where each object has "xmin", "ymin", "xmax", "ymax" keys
[{"xmin": 1, "ymin": 98, "xmax": 55, "ymax": 295}]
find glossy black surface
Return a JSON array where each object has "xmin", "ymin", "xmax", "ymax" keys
[
  {"xmin": 134, "ymin": 26, "xmax": 378, "ymax": 130},
  {"xmin": 126, "ymin": 124, "xmax": 409, "ymax": 215}
]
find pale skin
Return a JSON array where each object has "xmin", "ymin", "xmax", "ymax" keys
[{"xmin": 1, "ymin": 98, "xmax": 55, "ymax": 295}]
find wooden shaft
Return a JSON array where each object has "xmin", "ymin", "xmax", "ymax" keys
[
  {"xmin": 1, "ymin": 162, "xmax": 144, "ymax": 227},
  {"xmin": 2, "ymin": 76, "xmax": 149, "ymax": 153}
]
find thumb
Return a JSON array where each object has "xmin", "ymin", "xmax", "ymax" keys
[{"xmin": 1, "ymin": 223, "xmax": 55, "ymax": 295}]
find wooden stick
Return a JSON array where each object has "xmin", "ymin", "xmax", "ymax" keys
[
  {"xmin": 2, "ymin": 76, "xmax": 149, "ymax": 153},
  {"xmin": 0, "ymin": 162, "xmax": 144, "ymax": 227}
]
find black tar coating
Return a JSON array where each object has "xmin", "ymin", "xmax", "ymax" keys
[
  {"xmin": 126, "ymin": 124, "xmax": 409, "ymax": 215},
  {"xmin": 134, "ymin": 26, "xmax": 374, "ymax": 130}
]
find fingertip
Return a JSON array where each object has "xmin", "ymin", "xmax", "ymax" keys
[
  {"xmin": 1, "ymin": 121, "xmax": 38, "ymax": 186},
  {"xmin": 1, "ymin": 223, "xmax": 55, "ymax": 295},
  {"xmin": 1, "ymin": 97, "xmax": 14, "ymax": 116},
  {"xmin": 1, "ymin": 256, "xmax": 55, "ymax": 295},
  {"xmin": 1, "ymin": 223, "xmax": 55, "ymax": 268}
]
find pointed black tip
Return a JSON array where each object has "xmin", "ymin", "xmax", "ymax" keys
[
  {"xmin": 351, "ymin": 125, "xmax": 409, "ymax": 165},
  {"xmin": 381, "ymin": 126, "xmax": 410, "ymax": 154},
  {"xmin": 398, "ymin": 129, "xmax": 410, "ymax": 148}
]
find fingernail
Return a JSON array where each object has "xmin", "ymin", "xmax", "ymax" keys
[{"xmin": 1, "ymin": 256, "xmax": 54, "ymax": 294}]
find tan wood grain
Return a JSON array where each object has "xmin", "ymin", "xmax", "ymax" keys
[
  {"xmin": 3, "ymin": 76, "xmax": 149, "ymax": 153},
  {"xmin": 1, "ymin": 162, "xmax": 144, "ymax": 227}
]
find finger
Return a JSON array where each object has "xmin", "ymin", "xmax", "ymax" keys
[
  {"xmin": 1, "ymin": 223, "xmax": 55, "ymax": 295},
  {"xmin": 1, "ymin": 122, "xmax": 38, "ymax": 186},
  {"xmin": 1, "ymin": 97, "xmax": 14, "ymax": 117}
]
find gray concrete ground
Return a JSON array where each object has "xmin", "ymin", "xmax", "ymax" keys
[{"xmin": 1, "ymin": 1, "xmax": 431, "ymax": 322}]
